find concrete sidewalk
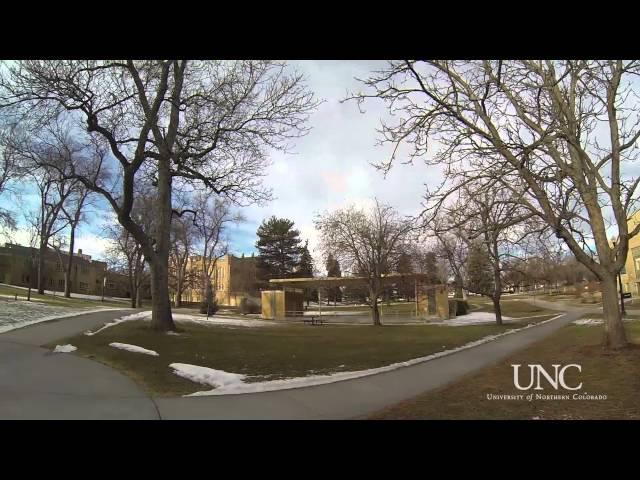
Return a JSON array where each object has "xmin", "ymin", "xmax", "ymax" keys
[
  {"xmin": 0, "ymin": 309, "xmax": 159, "ymax": 419},
  {"xmin": 0, "ymin": 301, "xmax": 589, "ymax": 419}
]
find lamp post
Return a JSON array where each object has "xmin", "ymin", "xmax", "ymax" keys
[{"xmin": 102, "ymin": 274, "xmax": 106, "ymax": 302}]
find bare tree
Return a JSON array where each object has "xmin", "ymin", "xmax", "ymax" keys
[
  {"xmin": 348, "ymin": 60, "xmax": 640, "ymax": 348},
  {"xmin": 192, "ymin": 193, "xmax": 243, "ymax": 302},
  {"xmin": 60, "ymin": 183, "xmax": 92, "ymax": 297},
  {"xmin": 27, "ymin": 165, "xmax": 74, "ymax": 294},
  {"xmin": 447, "ymin": 184, "xmax": 533, "ymax": 323},
  {"xmin": 105, "ymin": 223, "xmax": 147, "ymax": 308},
  {"xmin": 169, "ymin": 212, "xmax": 197, "ymax": 308},
  {"xmin": 0, "ymin": 126, "xmax": 19, "ymax": 232},
  {"xmin": 0, "ymin": 60, "xmax": 319, "ymax": 331},
  {"xmin": 315, "ymin": 200, "xmax": 412, "ymax": 325}
]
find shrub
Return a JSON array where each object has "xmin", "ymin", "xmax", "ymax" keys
[
  {"xmin": 239, "ymin": 297, "xmax": 261, "ymax": 315},
  {"xmin": 449, "ymin": 298, "xmax": 469, "ymax": 316},
  {"xmin": 199, "ymin": 299, "xmax": 219, "ymax": 315}
]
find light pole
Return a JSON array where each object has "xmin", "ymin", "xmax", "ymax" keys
[{"xmin": 102, "ymin": 274, "xmax": 106, "ymax": 302}]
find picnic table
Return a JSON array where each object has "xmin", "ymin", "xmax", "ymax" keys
[
  {"xmin": 287, "ymin": 311, "xmax": 326, "ymax": 326},
  {"xmin": 303, "ymin": 315, "xmax": 325, "ymax": 326}
]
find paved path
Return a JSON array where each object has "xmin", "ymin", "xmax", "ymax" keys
[
  {"xmin": 0, "ymin": 299, "xmax": 594, "ymax": 419},
  {"xmin": 0, "ymin": 309, "xmax": 159, "ymax": 419}
]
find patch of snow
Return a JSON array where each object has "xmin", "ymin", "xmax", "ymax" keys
[
  {"xmin": 170, "ymin": 363, "xmax": 246, "ymax": 387},
  {"xmin": 85, "ymin": 310, "xmax": 276, "ymax": 335},
  {"xmin": 166, "ymin": 331, "xmax": 181, "ymax": 336},
  {"xmin": 84, "ymin": 311, "xmax": 150, "ymax": 336},
  {"xmin": 109, "ymin": 342, "xmax": 159, "ymax": 356},
  {"xmin": 434, "ymin": 312, "xmax": 514, "ymax": 325},
  {"xmin": 573, "ymin": 317, "xmax": 640, "ymax": 326},
  {"xmin": 0, "ymin": 283, "xmax": 130, "ymax": 303},
  {"xmin": 573, "ymin": 318, "xmax": 603, "ymax": 325},
  {"xmin": 53, "ymin": 344, "xmax": 77, "ymax": 353},
  {"xmin": 0, "ymin": 294, "xmax": 45, "ymax": 302},
  {"xmin": 0, "ymin": 302, "xmax": 125, "ymax": 334},
  {"xmin": 183, "ymin": 314, "xmax": 564, "ymax": 396}
]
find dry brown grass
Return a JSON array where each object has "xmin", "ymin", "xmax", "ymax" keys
[{"xmin": 370, "ymin": 322, "xmax": 640, "ymax": 420}]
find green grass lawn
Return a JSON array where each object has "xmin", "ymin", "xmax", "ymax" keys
[
  {"xmin": 0, "ymin": 284, "xmax": 128, "ymax": 309},
  {"xmin": 466, "ymin": 297, "xmax": 557, "ymax": 319},
  {"xmin": 46, "ymin": 319, "xmax": 544, "ymax": 397},
  {"xmin": 370, "ymin": 321, "xmax": 640, "ymax": 419}
]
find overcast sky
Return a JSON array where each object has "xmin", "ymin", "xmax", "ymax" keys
[
  {"xmin": 223, "ymin": 60, "xmax": 440, "ymax": 266},
  {"xmin": 0, "ymin": 60, "xmax": 443, "ymax": 270}
]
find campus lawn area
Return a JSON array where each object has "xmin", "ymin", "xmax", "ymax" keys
[
  {"xmin": 47, "ymin": 319, "xmax": 543, "ymax": 397},
  {"xmin": 0, "ymin": 284, "xmax": 127, "ymax": 309},
  {"xmin": 466, "ymin": 297, "xmax": 557, "ymax": 319},
  {"xmin": 313, "ymin": 297, "xmax": 557, "ymax": 321},
  {"xmin": 370, "ymin": 321, "xmax": 640, "ymax": 419}
]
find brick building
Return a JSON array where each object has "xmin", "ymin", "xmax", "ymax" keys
[
  {"xmin": 0, "ymin": 242, "xmax": 136, "ymax": 298},
  {"xmin": 178, "ymin": 254, "xmax": 258, "ymax": 306}
]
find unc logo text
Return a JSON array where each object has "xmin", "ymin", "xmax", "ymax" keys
[{"xmin": 512, "ymin": 364, "xmax": 582, "ymax": 391}]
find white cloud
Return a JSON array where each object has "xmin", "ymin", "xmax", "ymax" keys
[
  {"xmin": 0, "ymin": 228, "xmax": 114, "ymax": 262},
  {"xmin": 73, "ymin": 232, "xmax": 113, "ymax": 261}
]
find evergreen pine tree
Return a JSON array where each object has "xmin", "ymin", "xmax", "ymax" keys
[
  {"xmin": 466, "ymin": 242, "xmax": 494, "ymax": 295},
  {"xmin": 255, "ymin": 216, "xmax": 303, "ymax": 285},
  {"xmin": 325, "ymin": 253, "xmax": 342, "ymax": 304},
  {"xmin": 297, "ymin": 240, "xmax": 317, "ymax": 305}
]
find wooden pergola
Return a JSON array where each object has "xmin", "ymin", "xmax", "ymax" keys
[{"xmin": 267, "ymin": 274, "xmax": 448, "ymax": 319}]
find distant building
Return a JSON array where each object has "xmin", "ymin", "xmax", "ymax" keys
[
  {"xmin": 619, "ymin": 211, "xmax": 640, "ymax": 296},
  {"xmin": 178, "ymin": 254, "xmax": 257, "ymax": 306},
  {"xmin": 0, "ymin": 242, "xmax": 139, "ymax": 298}
]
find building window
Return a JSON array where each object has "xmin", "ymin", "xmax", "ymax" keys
[
  {"xmin": 58, "ymin": 279, "xmax": 65, "ymax": 289},
  {"xmin": 79, "ymin": 282, "xmax": 88, "ymax": 292}
]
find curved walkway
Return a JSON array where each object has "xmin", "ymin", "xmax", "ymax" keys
[
  {"xmin": 0, "ymin": 299, "xmax": 592, "ymax": 419},
  {"xmin": 0, "ymin": 309, "xmax": 159, "ymax": 419}
]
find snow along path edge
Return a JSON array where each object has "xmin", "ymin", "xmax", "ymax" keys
[
  {"xmin": 109, "ymin": 342, "xmax": 159, "ymax": 356},
  {"xmin": 183, "ymin": 313, "xmax": 565, "ymax": 396},
  {"xmin": 84, "ymin": 311, "xmax": 276, "ymax": 336},
  {"xmin": 0, "ymin": 308, "xmax": 128, "ymax": 334}
]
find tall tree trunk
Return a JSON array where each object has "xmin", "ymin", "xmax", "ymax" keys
[
  {"xmin": 175, "ymin": 273, "xmax": 182, "ymax": 308},
  {"xmin": 135, "ymin": 276, "xmax": 143, "ymax": 308},
  {"xmin": 601, "ymin": 272, "xmax": 627, "ymax": 348},
  {"xmin": 148, "ymin": 156, "xmax": 176, "ymax": 331},
  {"xmin": 129, "ymin": 267, "xmax": 136, "ymax": 309},
  {"xmin": 370, "ymin": 288, "xmax": 382, "ymax": 326},
  {"xmin": 149, "ymin": 259, "xmax": 174, "ymax": 330},
  {"xmin": 64, "ymin": 224, "xmax": 76, "ymax": 297},
  {"xmin": 492, "ymin": 296, "xmax": 503, "ymax": 326},
  {"xmin": 493, "ymin": 256, "xmax": 503, "ymax": 326},
  {"xmin": 454, "ymin": 273, "xmax": 464, "ymax": 298},
  {"xmin": 37, "ymin": 241, "xmax": 45, "ymax": 294}
]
